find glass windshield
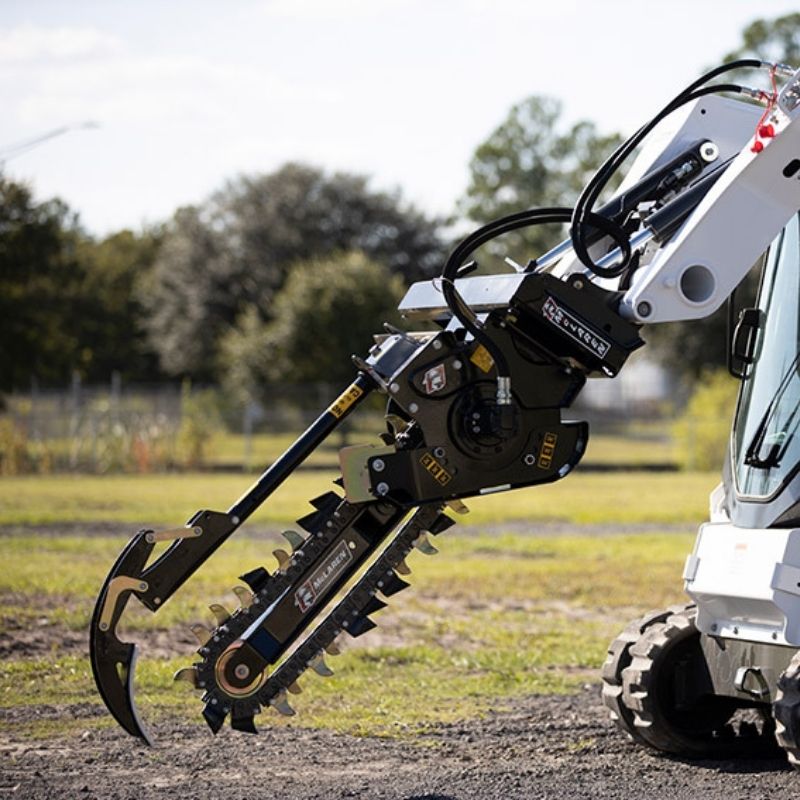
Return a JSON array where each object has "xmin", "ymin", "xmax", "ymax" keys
[{"xmin": 734, "ymin": 214, "xmax": 800, "ymax": 498}]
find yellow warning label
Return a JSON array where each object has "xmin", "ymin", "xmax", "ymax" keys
[
  {"xmin": 537, "ymin": 432, "xmax": 558, "ymax": 469},
  {"xmin": 420, "ymin": 452, "xmax": 452, "ymax": 486},
  {"xmin": 470, "ymin": 344, "xmax": 494, "ymax": 373},
  {"xmin": 328, "ymin": 384, "xmax": 364, "ymax": 419}
]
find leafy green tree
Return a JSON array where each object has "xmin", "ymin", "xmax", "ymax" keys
[
  {"xmin": 77, "ymin": 228, "xmax": 163, "ymax": 381},
  {"xmin": 220, "ymin": 251, "xmax": 405, "ymax": 393},
  {"xmin": 460, "ymin": 96, "xmax": 621, "ymax": 262},
  {"xmin": 723, "ymin": 12, "xmax": 800, "ymax": 64},
  {"xmin": 144, "ymin": 163, "xmax": 445, "ymax": 379},
  {"xmin": 0, "ymin": 177, "xmax": 86, "ymax": 390},
  {"xmin": 0, "ymin": 176, "xmax": 164, "ymax": 390}
]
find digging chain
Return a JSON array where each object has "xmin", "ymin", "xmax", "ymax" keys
[{"xmin": 193, "ymin": 499, "xmax": 448, "ymax": 732}]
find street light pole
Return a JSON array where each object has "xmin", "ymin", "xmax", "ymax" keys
[{"xmin": 0, "ymin": 121, "xmax": 100, "ymax": 166}]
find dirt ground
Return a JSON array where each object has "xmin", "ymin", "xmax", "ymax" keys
[
  {"xmin": 1, "ymin": 687, "xmax": 797, "ymax": 800},
  {"xmin": 3, "ymin": 520, "xmax": 797, "ymax": 798}
]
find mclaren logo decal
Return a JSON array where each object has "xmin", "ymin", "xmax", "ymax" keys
[{"xmin": 295, "ymin": 541, "xmax": 352, "ymax": 613}]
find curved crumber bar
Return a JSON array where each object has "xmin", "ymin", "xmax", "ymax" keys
[
  {"xmin": 89, "ymin": 530, "xmax": 156, "ymax": 745},
  {"xmin": 89, "ymin": 374, "xmax": 378, "ymax": 744}
]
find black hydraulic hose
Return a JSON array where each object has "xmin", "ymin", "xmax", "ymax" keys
[
  {"xmin": 440, "ymin": 207, "xmax": 633, "ymax": 381},
  {"xmin": 571, "ymin": 59, "xmax": 765, "ymax": 274}
]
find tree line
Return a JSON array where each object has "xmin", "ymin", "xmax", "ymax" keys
[{"xmin": 1, "ymin": 14, "xmax": 795, "ymax": 397}]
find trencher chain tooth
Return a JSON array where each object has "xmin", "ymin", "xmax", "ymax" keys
[
  {"xmin": 281, "ymin": 530, "xmax": 305, "ymax": 551},
  {"xmin": 209, "ymin": 603, "xmax": 231, "ymax": 625},
  {"xmin": 232, "ymin": 585, "xmax": 255, "ymax": 608},
  {"xmin": 191, "ymin": 623, "xmax": 212, "ymax": 646}
]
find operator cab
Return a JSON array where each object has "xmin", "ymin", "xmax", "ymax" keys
[{"xmin": 728, "ymin": 213, "xmax": 800, "ymax": 528}]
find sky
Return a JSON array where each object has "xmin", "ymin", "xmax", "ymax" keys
[{"xmin": 2, "ymin": 0, "xmax": 799, "ymax": 236}]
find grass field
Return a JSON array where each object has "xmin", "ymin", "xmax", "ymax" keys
[{"xmin": 0, "ymin": 470, "xmax": 709, "ymax": 741}]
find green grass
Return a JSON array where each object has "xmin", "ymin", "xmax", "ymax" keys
[
  {"xmin": 0, "ymin": 468, "xmax": 703, "ymax": 741},
  {"xmin": 0, "ymin": 505, "xmax": 694, "ymax": 740},
  {"xmin": 0, "ymin": 470, "xmax": 717, "ymax": 528}
]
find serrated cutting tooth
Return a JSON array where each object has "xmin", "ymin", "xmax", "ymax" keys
[
  {"xmin": 446, "ymin": 498, "xmax": 470, "ymax": 515},
  {"xmin": 273, "ymin": 548, "xmax": 291, "ymax": 570},
  {"xmin": 347, "ymin": 616, "xmax": 377, "ymax": 638},
  {"xmin": 287, "ymin": 681, "xmax": 303, "ymax": 695},
  {"xmin": 203, "ymin": 704, "xmax": 226, "ymax": 734},
  {"xmin": 379, "ymin": 572, "xmax": 410, "ymax": 597},
  {"xmin": 413, "ymin": 533, "xmax": 438, "ymax": 555},
  {"xmin": 395, "ymin": 558, "xmax": 411, "ymax": 576},
  {"xmin": 281, "ymin": 530, "xmax": 305, "ymax": 551},
  {"xmin": 231, "ymin": 714, "xmax": 258, "ymax": 734},
  {"xmin": 363, "ymin": 596, "xmax": 387, "ymax": 616},
  {"xmin": 209, "ymin": 603, "xmax": 231, "ymax": 624},
  {"xmin": 309, "ymin": 652, "xmax": 334, "ymax": 677},
  {"xmin": 173, "ymin": 666, "xmax": 199, "ymax": 687},
  {"xmin": 324, "ymin": 640, "xmax": 342, "ymax": 656},
  {"xmin": 232, "ymin": 585, "xmax": 255, "ymax": 608},
  {"xmin": 270, "ymin": 690, "xmax": 296, "ymax": 716},
  {"xmin": 190, "ymin": 624, "xmax": 211, "ymax": 646},
  {"xmin": 240, "ymin": 566, "xmax": 270, "ymax": 592},
  {"xmin": 310, "ymin": 491, "xmax": 340, "ymax": 510},
  {"xmin": 428, "ymin": 513, "xmax": 456, "ymax": 535}
]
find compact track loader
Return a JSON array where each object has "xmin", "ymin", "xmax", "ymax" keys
[{"xmin": 91, "ymin": 59, "xmax": 800, "ymax": 762}]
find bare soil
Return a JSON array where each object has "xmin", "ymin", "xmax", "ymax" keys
[{"xmin": 0, "ymin": 688, "xmax": 796, "ymax": 800}]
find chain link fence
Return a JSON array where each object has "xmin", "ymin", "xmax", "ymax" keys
[{"xmin": 0, "ymin": 365, "xmax": 723, "ymax": 476}]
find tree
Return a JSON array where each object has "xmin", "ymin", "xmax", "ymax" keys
[
  {"xmin": 144, "ymin": 163, "xmax": 446, "ymax": 379},
  {"xmin": 460, "ymin": 96, "xmax": 622, "ymax": 262},
  {"xmin": 0, "ymin": 176, "xmax": 164, "ymax": 390},
  {"xmin": 0, "ymin": 177, "xmax": 86, "ymax": 390},
  {"xmin": 76, "ymin": 228, "xmax": 163, "ymax": 382},
  {"xmin": 723, "ymin": 12, "xmax": 800, "ymax": 64},
  {"xmin": 220, "ymin": 251, "xmax": 405, "ymax": 394}
]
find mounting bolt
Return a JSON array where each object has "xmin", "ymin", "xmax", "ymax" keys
[
  {"xmin": 524, "ymin": 454, "xmax": 536, "ymax": 466},
  {"xmin": 390, "ymin": 382, "xmax": 400, "ymax": 393},
  {"xmin": 372, "ymin": 458, "xmax": 385, "ymax": 472},
  {"xmin": 432, "ymin": 339, "xmax": 442, "ymax": 350},
  {"xmin": 573, "ymin": 278, "xmax": 585, "ymax": 290},
  {"xmin": 376, "ymin": 482, "xmax": 390, "ymax": 496},
  {"xmin": 409, "ymin": 403, "xmax": 419, "ymax": 413},
  {"xmin": 637, "ymin": 300, "xmax": 652, "ymax": 318},
  {"xmin": 453, "ymin": 360, "xmax": 462, "ymax": 369},
  {"xmin": 234, "ymin": 664, "xmax": 251, "ymax": 680},
  {"xmin": 433, "ymin": 447, "xmax": 446, "ymax": 459}
]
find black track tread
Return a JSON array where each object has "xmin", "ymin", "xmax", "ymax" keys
[
  {"xmin": 773, "ymin": 649, "xmax": 800, "ymax": 767},
  {"xmin": 621, "ymin": 606, "xmax": 777, "ymax": 758}
]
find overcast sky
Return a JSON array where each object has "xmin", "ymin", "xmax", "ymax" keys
[{"xmin": 2, "ymin": 0, "xmax": 799, "ymax": 235}]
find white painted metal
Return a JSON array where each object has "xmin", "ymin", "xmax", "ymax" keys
[
  {"xmin": 621, "ymin": 69, "xmax": 800, "ymax": 323},
  {"xmin": 685, "ymin": 522, "xmax": 800, "ymax": 645}
]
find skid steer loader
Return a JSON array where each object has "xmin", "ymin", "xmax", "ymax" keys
[{"xmin": 91, "ymin": 58, "xmax": 800, "ymax": 762}]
